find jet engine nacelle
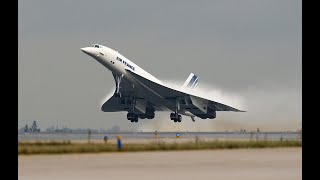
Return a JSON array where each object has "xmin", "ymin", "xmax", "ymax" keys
[
  {"xmin": 194, "ymin": 109, "xmax": 216, "ymax": 119},
  {"xmin": 138, "ymin": 107, "xmax": 155, "ymax": 119},
  {"xmin": 195, "ymin": 111, "xmax": 216, "ymax": 119}
]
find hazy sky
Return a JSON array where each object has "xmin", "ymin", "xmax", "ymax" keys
[{"xmin": 18, "ymin": 0, "xmax": 301, "ymax": 131}]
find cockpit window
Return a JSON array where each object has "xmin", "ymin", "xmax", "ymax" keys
[{"xmin": 92, "ymin": 44, "xmax": 102, "ymax": 48}]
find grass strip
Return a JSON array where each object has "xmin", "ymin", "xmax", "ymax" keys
[{"xmin": 18, "ymin": 140, "xmax": 301, "ymax": 155}]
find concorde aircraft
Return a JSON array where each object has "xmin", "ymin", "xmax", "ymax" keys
[{"xmin": 81, "ymin": 44, "xmax": 245, "ymax": 123}]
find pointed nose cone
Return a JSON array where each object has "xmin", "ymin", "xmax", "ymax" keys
[
  {"xmin": 81, "ymin": 47, "xmax": 97, "ymax": 58},
  {"xmin": 81, "ymin": 47, "xmax": 90, "ymax": 54}
]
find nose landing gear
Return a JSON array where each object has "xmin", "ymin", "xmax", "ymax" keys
[{"xmin": 113, "ymin": 73, "xmax": 123, "ymax": 98}]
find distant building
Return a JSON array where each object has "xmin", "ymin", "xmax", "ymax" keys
[
  {"xmin": 107, "ymin": 125, "xmax": 120, "ymax": 133},
  {"xmin": 45, "ymin": 126, "xmax": 56, "ymax": 132},
  {"xmin": 23, "ymin": 121, "xmax": 40, "ymax": 133},
  {"xmin": 24, "ymin": 124, "xmax": 28, "ymax": 132}
]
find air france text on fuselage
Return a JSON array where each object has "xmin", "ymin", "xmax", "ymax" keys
[{"xmin": 116, "ymin": 57, "xmax": 135, "ymax": 71}]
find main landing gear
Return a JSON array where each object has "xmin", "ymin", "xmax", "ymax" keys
[
  {"xmin": 170, "ymin": 99, "xmax": 182, "ymax": 122},
  {"xmin": 127, "ymin": 113, "xmax": 138, "ymax": 122},
  {"xmin": 170, "ymin": 113, "xmax": 182, "ymax": 122}
]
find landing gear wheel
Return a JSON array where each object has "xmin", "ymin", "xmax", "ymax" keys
[
  {"xmin": 170, "ymin": 113, "xmax": 182, "ymax": 122},
  {"xmin": 170, "ymin": 113, "xmax": 175, "ymax": 119},
  {"xmin": 128, "ymin": 113, "xmax": 139, "ymax": 123}
]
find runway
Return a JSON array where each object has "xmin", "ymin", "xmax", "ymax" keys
[{"xmin": 18, "ymin": 147, "xmax": 301, "ymax": 180}]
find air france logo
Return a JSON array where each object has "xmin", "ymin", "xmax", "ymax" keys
[{"xmin": 116, "ymin": 57, "xmax": 135, "ymax": 71}]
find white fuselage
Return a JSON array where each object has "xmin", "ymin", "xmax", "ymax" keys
[
  {"xmin": 81, "ymin": 45, "xmax": 164, "ymax": 86},
  {"xmin": 81, "ymin": 44, "xmax": 244, "ymax": 122}
]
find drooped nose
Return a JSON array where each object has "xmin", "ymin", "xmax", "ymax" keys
[
  {"xmin": 81, "ymin": 47, "xmax": 99, "ymax": 58},
  {"xmin": 81, "ymin": 47, "xmax": 92, "ymax": 55}
]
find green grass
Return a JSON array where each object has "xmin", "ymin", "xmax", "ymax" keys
[{"xmin": 18, "ymin": 140, "xmax": 301, "ymax": 155}]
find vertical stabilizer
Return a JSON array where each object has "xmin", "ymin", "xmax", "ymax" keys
[{"xmin": 181, "ymin": 73, "xmax": 198, "ymax": 90}]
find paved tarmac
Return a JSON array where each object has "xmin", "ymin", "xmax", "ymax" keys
[{"xmin": 18, "ymin": 148, "xmax": 301, "ymax": 180}]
